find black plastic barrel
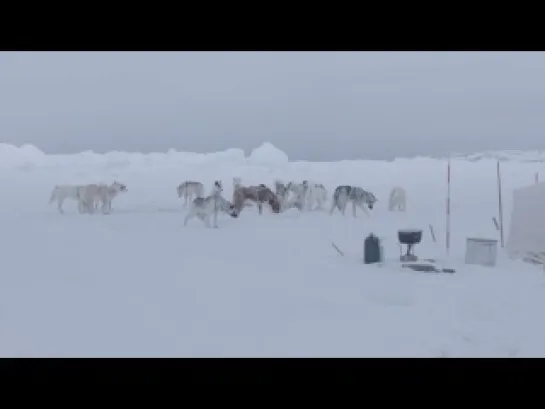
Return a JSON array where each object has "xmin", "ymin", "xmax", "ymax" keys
[{"xmin": 364, "ymin": 233, "xmax": 382, "ymax": 264}]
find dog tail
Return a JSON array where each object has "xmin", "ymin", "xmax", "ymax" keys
[
  {"xmin": 49, "ymin": 186, "xmax": 58, "ymax": 204},
  {"xmin": 332, "ymin": 190, "xmax": 343, "ymax": 210}
]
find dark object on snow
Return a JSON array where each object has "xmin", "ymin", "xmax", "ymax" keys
[
  {"xmin": 402, "ymin": 263, "xmax": 438, "ymax": 272},
  {"xmin": 364, "ymin": 233, "xmax": 382, "ymax": 264},
  {"xmin": 401, "ymin": 263, "xmax": 456, "ymax": 273},
  {"xmin": 398, "ymin": 229, "xmax": 423, "ymax": 262},
  {"xmin": 398, "ymin": 229, "xmax": 422, "ymax": 244}
]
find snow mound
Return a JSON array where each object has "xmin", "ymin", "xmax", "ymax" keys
[
  {"xmin": 247, "ymin": 142, "xmax": 289, "ymax": 167},
  {"xmin": 0, "ymin": 143, "xmax": 247, "ymax": 170},
  {"xmin": 0, "ymin": 143, "xmax": 46, "ymax": 169}
]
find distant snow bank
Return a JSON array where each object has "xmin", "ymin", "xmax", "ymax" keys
[
  {"xmin": 451, "ymin": 150, "xmax": 545, "ymax": 163},
  {"xmin": 1, "ymin": 141, "xmax": 545, "ymax": 170},
  {"xmin": 0, "ymin": 142, "xmax": 286, "ymax": 170}
]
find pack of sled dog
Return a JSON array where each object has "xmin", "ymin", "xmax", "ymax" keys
[
  {"xmin": 49, "ymin": 177, "xmax": 407, "ymax": 228},
  {"xmin": 49, "ymin": 181, "xmax": 128, "ymax": 214}
]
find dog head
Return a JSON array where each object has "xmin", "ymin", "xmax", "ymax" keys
[
  {"xmin": 228, "ymin": 204, "xmax": 239, "ymax": 218},
  {"xmin": 213, "ymin": 180, "xmax": 223, "ymax": 194},
  {"xmin": 112, "ymin": 181, "xmax": 128, "ymax": 193},
  {"xmin": 367, "ymin": 192, "xmax": 377, "ymax": 209},
  {"xmin": 225, "ymin": 202, "xmax": 239, "ymax": 218}
]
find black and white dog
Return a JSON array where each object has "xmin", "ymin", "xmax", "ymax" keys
[
  {"xmin": 330, "ymin": 185, "xmax": 377, "ymax": 217},
  {"xmin": 184, "ymin": 180, "xmax": 237, "ymax": 228}
]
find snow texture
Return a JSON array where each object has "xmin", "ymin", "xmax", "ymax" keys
[{"xmin": 1, "ymin": 142, "xmax": 545, "ymax": 357}]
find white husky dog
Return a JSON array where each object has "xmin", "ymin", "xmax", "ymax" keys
[
  {"xmin": 285, "ymin": 181, "xmax": 307, "ymax": 210},
  {"xmin": 388, "ymin": 186, "xmax": 406, "ymax": 211},
  {"xmin": 77, "ymin": 181, "xmax": 128, "ymax": 214},
  {"xmin": 302, "ymin": 180, "xmax": 328, "ymax": 210},
  {"xmin": 49, "ymin": 181, "xmax": 127, "ymax": 214},
  {"xmin": 97, "ymin": 181, "xmax": 127, "ymax": 214},
  {"xmin": 274, "ymin": 180, "xmax": 290, "ymax": 209},
  {"xmin": 184, "ymin": 180, "xmax": 236, "ymax": 228},
  {"xmin": 76, "ymin": 184, "xmax": 100, "ymax": 214},
  {"xmin": 285, "ymin": 180, "xmax": 327, "ymax": 211},
  {"xmin": 177, "ymin": 181, "xmax": 204, "ymax": 207},
  {"xmin": 49, "ymin": 184, "xmax": 84, "ymax": 214}
]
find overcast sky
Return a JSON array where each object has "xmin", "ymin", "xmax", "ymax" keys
[{"xmin": 1, "ymin": 51, "xmax": 544, "ymax": 161}]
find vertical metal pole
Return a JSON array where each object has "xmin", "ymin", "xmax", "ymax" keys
[
  {"xmin": 446, "ymin": 159, "xmax": 451, "ymax": 255},
  {"xmin": 497, "ymin": 160, "xmax": 504, "ymax": 248}
]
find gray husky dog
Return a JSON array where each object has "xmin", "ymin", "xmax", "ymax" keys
[
  {"xmin": 184, "ymin": 181, "xmax": 237, "ymax": 228},
  {"xmin": 177, "ymin": 181, "xmax": 205, "ymax": 207},
  {"xmin": 330, "ymin": 185, "xmax": 377, "ymax": 217}
]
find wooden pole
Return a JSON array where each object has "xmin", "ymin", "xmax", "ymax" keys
[
  {"xmin": 446, "ymin": 159, "xmax": 451, "ymax": 255},
  {"xmin": 497, "ymin": 160, "xmax": 504, "ymax": 248}
]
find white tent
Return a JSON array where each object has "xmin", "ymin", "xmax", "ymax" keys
[{"xmin": 506, "ymin": 181, "xmax": 545, "ymax": 261}]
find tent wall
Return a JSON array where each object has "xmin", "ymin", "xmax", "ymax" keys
[{"xmin": 506, "ymin": 182, "xmax": 545, "ymax": 258}]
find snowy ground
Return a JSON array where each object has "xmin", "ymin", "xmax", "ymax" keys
[{"xmin": 1, "ymin": 143, "xmax": 545, "ymax": 357}]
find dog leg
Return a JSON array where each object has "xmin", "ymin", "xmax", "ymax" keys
[
  {"xmin": 315, "ymin": 197, "xmax": 324, "ymax": 211},
  {"xmin": 341, "ymin": 200, "xmax": 348, "ymax": 216},
  {"xmin": 57, "ymin": 198, "xmax": 65, "ymax": 214},
  {"xmin": 329, "ymin": 200, "xmax": 336, "ymax": 215},
  {"xmin": 77, "ymin": 199, "xmax": 84, "ymax": 214},
  {"xmin": 83, "ymin": 199, "xmax": 92, "ymax": 214},
  {"xmin": 184, "ymin": 211, "xmax": 193, "ymax": 226},
  {"xmin": 103, "ymin": 197, "xmax": 113, "ymax": 214},
  {"xmin": 79, "ymin": 199, "xmax": 86, "ymax": 214},
  {"xmin": 84, "ymin": 199, "xmax": 92, "ymax": 215},
  {"xmin": 100, "ymin": 199, "xmax": 108, "ymax": 214}
]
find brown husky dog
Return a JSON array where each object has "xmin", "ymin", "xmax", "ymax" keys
[{"xmin": 232, "ymin": 184, "xmax": 281, "ymax": 216}]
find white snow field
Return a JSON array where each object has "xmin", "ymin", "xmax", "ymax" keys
[{"xmin": 1, "ymin": 142, "xmax": 545, "ymax": 358}]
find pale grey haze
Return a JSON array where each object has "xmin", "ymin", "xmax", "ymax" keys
[{"xmin": 1, "ymin": 51, "xmax": 544, "ymax": 161}]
